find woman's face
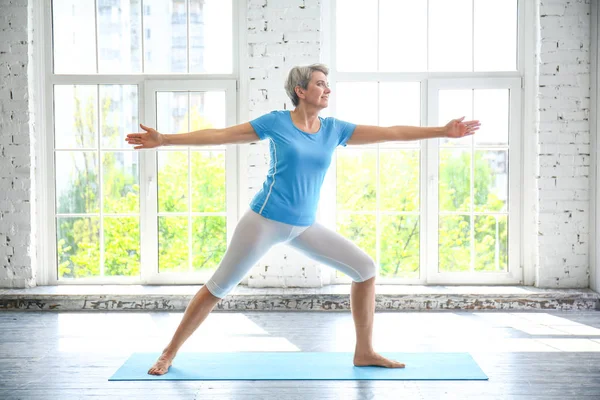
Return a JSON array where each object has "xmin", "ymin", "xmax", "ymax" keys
[{"xmin": 297, "ymin": 71, "xmax": 331, "ymax": 109}]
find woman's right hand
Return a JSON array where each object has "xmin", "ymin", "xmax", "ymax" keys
[{"xmin": 126, "ymin": 123, "xmax": 165, "ymax": 149}]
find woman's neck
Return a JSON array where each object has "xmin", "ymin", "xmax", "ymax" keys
[{"xmin": 290, "ymin": 106, "xmax": 320, "ymax": 132}]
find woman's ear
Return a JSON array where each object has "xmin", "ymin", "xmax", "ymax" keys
[{"xmin": 294, "ymin": 85, "xmax": 304, "ymax": 100}]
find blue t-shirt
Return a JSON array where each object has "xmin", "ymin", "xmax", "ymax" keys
[{"xmin": 249, "ymin": 110, "xmax": 356, "ymax": 226}]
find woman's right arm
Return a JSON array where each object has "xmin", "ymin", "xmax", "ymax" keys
[
  {"xmin": 163, "ymin": 122, "xmax": 260, "ymax": 146},
  {"xmin": 126, "ymin": 122, "xmax": 260, "ymax": 149}
]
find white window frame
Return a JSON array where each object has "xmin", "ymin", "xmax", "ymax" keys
[
  {"xmin": 427, "ymin": 77, "xmax": 522, "ymax": 284},
  {"xmin": 34, "ymin": 0, "xmax": 242, "ymax": 285},
  {"xmin": 322, "ymin": 0, "xmax": 528, "ymax": 285},
  {"xmin": 142, "ymin": 80, "xmax": 237, "ymax": 285}
]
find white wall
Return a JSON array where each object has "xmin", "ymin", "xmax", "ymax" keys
[
  {"xmin": 0, "ymin": 0, "xmax": 36, "ymax": 288},
  {"xmin": 0, "ymin": 0, "xmax": 594, "ymax": 289},
  {"xmin": 535, "ymin": 0, "xmax": 591, "ymax": 288},
  {"xmin": 244, "ymin": 0, "xmax": 327, "ymax": 288},
  {"xmin": 591, "ymin": 0, "xmax": 599, "ymax": 292}
]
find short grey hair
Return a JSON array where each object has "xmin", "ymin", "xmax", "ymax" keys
[{"xmin": 285, "ymin": 64, "xmax": 329, "ymax": 107}]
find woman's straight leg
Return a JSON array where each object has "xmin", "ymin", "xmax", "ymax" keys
[{"xmin": 148, "ymin": 210, "xmax": 293, "ymax": 375}]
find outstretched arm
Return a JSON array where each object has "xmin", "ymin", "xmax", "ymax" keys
[
  {"xmin": 346, "ymin": 117, "xmax": 480, "ymax": 145},
  {"xmin": 126, "ymin": 122, "xmax": 260, "ymax": 149}
]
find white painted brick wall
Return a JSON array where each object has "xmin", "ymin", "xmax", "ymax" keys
[
  {"xmin": 0, "ymin": 0, "xmax": 593, "ymax": 289},
  {"xmin": 536, "ymin": 0, "xmax": 590, "ymax": 287},
  {"xmin": 245, "ymin": 0, "xmax": 325, "ymax": 289},
  {"xmin": 0, "ymin": 0, "xmax": 36, "ymax": 288}
]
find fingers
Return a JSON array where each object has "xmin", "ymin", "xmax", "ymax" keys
[
  {"xmin": 126, "ymin": 123, "xmax": 153, "ymax": 145},
  {"xmin": 465, "ymin": 126, "xmax": 480, "ymax": 136},
  {"xmin": 126, "ymin": 134, "xmax": 145, "ymax": 150}
]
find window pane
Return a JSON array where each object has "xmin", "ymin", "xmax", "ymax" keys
[
  {"xmin": 55, "ymin": 85, "xmax": 98, "ymax": 150},
  {"xmin": 158, "ymin": 151, "xmax": 188, "ymax": 213},
  {"xmin": 57, "ymin": 217, "xmax": 100, "ymax": 279},
  {"xmin": 190, "ymin": 0, "xmax": 233, "ymax": 73},
  {"xmin": 380, "ymin": 214, "xmax": 420, "ymax": 278},
  {"xmin": 379, "ymin": 82, "xmax": 421, "ymax": 128},
  {"xmin": 379, "ymin": 0, "xmax": 427, "ymax": 72},
  {"xmin": 439, "ymin": 149, "xmax": 471, "ymax": 212},
  {"xmin": 429, "ymin": 0, "xmax": 473, "ymax": 71},
  {"xmin": 474, "ymin": 150, "xmax": 508, "ymax": 212},
  {"xmin": 53, "ymin": 0, "xmax": 96, "ymax": 74},
  {"xmin": 474, "ymin": 0, "xmax": 517, "ymax": 71},
  {"xmin": 335, "ymin": 83, "xmax": 378, "ymax": 125},
  {"xmin": 337, "ymin": 150, "xmax": 377, "ymax": 211},
  {"xmin": 439, "ymin": 89, "xmax": 473, "ymax": 147},
  {"xmin": 192, "ymin": 216, "xmax": 227, "ymax": 271},
  {"xmin": 474, "ymin": 215, "xmax": 508, "ymax": 272},
  {"xmin": 102, "ymin": 151, "xmax": 139, "ymax": 214},
  {"xmin": 190, "ymin": 91, "xmax": 226, "ymax": 149},
  {"xmin": 97, "ymin": 0, "xmax": 142, "ymax": 73},
  {"xmin": 439, "ymin": 215, "xmax": 471, "ymax": 272},
  {"xmin": 100, "ymin": 85, "xmax": 138, "ymax": 149},
  {"xmin": 336, "ymin": 0, "xmax": 377, "ymax": 72},
  {"xmin": 191, "ymin": 151, "xmax": 226, "ymax": 212},
  {"xmin": 380, "ymin": 150, "xmax": 419, "ymax": 212},
  {"xmin": 159, "ymin": 216, "xmax": 189, "ymax": 272},
  {"xmin": 56, "ymin": 151, "xmax": 99, "ymax": 214},
  {"xmin": 473, "ymin": 89, "xmax": 509, "ymax": 146},
  {"xmin": 144, "ymin": 0, "xmax": 187, "ymax": 73},
  {"xmin": 157, "ymin": 92, "xmax": 189, "ymax": 135},
  {"xmin": 104, "ymin": 216, "xmax": 140, "ymax": 276}
]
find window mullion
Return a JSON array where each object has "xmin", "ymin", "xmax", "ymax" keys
[
  {"xmin": 97, "ymin": 85, "xmax": 104, "ymax": 278},
  {"xmin": 188, "ymin": 93, "xmax": 193, "ymax": 273},
  {"xmin": 470, "ymin": 90, "xmax": 475, "ymax": 273},
  {"xmin": 141, "ymin": 0, "xmax": 145, "ymax": 73},
  {"xmin": 94, "ymin": 0, "xmax": 99, "ymax": 73},
  {"xmin": 376, "ymin": 83, "xmax": 381, "ymax": 269},
  {"xmin": 187, "ymin": 0, "xmax": 190, "ymax": 74}
]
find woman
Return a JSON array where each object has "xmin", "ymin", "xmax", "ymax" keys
[{"xmin": 126, "ymin": 64, "xmax": 480, "ymax": 375}]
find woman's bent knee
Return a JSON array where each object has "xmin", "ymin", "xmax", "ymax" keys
[{"xmin": 354, "ymin": 259, "xmax": 377, "ymax": 282}]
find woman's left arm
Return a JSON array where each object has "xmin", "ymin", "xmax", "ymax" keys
[{"xmin": 346, "ymin": 117, "xmax": 481, "ymax": 145}]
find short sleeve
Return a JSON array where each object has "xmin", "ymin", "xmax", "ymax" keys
[
  {"xmin": 333, "ymin": 118, "xmax": 357, "ymax": 147},
  {"xmin": 249, "ymin": 112, "xmax": 277, "ymax": 140}
]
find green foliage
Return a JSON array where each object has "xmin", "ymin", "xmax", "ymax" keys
[{"xmin": 336, "ymin": 146, "xmax": 507, "ymax": 278}]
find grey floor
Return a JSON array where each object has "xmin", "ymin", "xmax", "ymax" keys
[{"xmin": 1, "ymin": 310, "xmax": 600, "ymax": 400}]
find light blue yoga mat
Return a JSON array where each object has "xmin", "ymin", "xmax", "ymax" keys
[{"xmin": 109, "ymin": 352, "xmax": 488, "ymax": 381}]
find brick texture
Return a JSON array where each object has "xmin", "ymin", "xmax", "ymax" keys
[
  {"xmin": 536, "ymin": 0, "xmax": 590, "ymax": 287},
  {"xmin": 0, "ymin": 0, "xmax": 35, "ymax": 288}
]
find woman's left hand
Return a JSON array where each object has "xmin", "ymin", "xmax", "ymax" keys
[{"xmin": 444, "ymin": 117, "xmax": 481, "ymax": 138}]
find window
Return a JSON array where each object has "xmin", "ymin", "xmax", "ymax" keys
[
  {"xmin": 326, "ymin": 0, "xmax": 522, "ymax": 285},
  {"xmin": 48, "ymin": 0, "xmax": 237, "ymax": 284}
]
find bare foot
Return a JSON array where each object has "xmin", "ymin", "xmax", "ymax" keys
[
  {"xmin": 148, "ymin": 351, "xmax": 175, "ymax": 375},
  {"xmin": 353, "ymin": 352, "xmax": 405, "ymax": 368}
]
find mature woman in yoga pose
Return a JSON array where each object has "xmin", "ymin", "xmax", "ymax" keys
[{"xmin": 126, "ymin": 64, "xmax": 480, "ymax": 375}]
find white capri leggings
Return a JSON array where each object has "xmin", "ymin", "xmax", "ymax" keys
[{"xmin": 205, "ymin": 209, "xmax": 377, "ymax": 298}]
